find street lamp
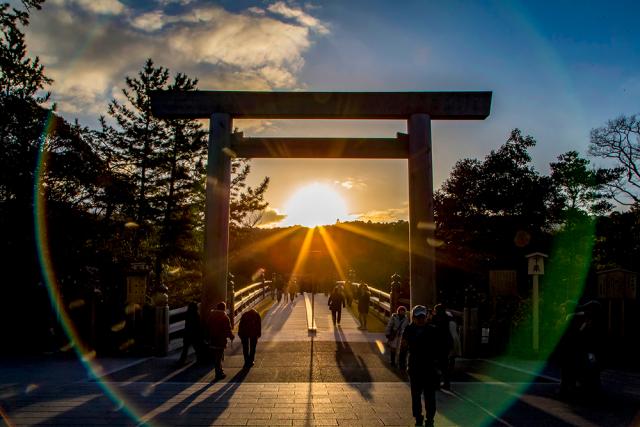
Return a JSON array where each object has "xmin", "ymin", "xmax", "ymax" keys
[{"xmin": 525, "ymin": 252, "xmax": 548, "ymax": 353}]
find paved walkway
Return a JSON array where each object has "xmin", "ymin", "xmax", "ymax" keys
[{"xmin": 1, "ymin": 295, "xmax": 639, "ymax": 426}]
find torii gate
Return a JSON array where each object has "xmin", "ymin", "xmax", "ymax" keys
[{"xmin": 150, "ymin": 91, "xmax": 492, "ymax": 315}]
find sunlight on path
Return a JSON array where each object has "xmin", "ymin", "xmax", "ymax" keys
[{"xmin": 260, "ymin": 293, "xmax": 386, "ymax": 343}]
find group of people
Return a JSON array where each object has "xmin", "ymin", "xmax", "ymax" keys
[
  {"xmin": 327, "ymin": 283, "xmax": 371, "ymax": 329},
  {"xmin": 178, "ymin": 301, "xmax": 262, "ymax": 380},
  {"xmin": 273, "ymin": 280, "xmax": 298, "ymax": 304},
  {"xmin": 385, "ymin": 304, "xmax": 461, "ymax": 427}
]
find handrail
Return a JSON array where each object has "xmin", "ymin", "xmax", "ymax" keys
[
  {"xmin": 349, "ymin": 282, "xmax": 392, "ymax": 318},
  {"xmin": 231, "ymin": 280, "xmax": 272, "ymax": 320}
]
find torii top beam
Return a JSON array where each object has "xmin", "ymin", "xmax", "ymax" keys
[{"xmin": 150, "ymin": 91, "xmax": 492, "ymax": 120}]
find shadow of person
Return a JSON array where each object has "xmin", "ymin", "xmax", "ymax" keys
[
  {"xmin": 167, "ymin": 367, "xmax": 251, "ymax": 426},
  {"xmin": 333, "ymin": 326, "xmax": 373, "ymax": 400}
]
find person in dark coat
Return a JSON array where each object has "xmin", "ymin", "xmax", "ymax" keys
[
  {"xmin": 357, "ymin": 285, "xmax": 370, "ymax": 330},
  {"xmin": 238, "ymin": 308, "xmax": 262, "ymax": 368},
  {"xmin": 401, "ymin": 305, "xmax": 444, "ymax": 427},
  {"xmin": 558, "ymin": 300, "xmax": 603, "ymax": 397},
  {"xmin": 178, "ymin": 302, "xmax": 203, "ymax": 364},
  {"xmin": 432, "ymin": 304, "xmax": 454, "ymax": 389},
  {"xmin": 205, "ymin": 301, "xmax": 234, "ymax": 380},
  {"xmin": 328, "ymin": 286, "xmax": 346, "ymax": 325}
]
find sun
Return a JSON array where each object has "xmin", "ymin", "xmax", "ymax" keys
[{"xmin": 282, "ymin": 183, "xmax": 350, "ymax": 227}]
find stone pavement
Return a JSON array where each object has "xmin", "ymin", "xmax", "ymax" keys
[{"xmin": 1, "ymin": 294, "xmax": 639, "ymax": 426}]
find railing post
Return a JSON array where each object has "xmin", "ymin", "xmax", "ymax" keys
[
  {"xmin": 153, "ymin": 283, "xmax": 169, "ymax": 357},
  {"xmin": 227, "ymin": 272, "xmax": 235, "ymax": 327}
]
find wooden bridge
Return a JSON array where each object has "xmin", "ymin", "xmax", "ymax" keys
[{"xmin": 2, "ymin": 284, "xmax": 638, "ymax": 426}]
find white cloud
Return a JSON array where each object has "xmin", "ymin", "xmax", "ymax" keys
[
  {"xmin": 26, "ymin": 2, "xmax": 329, "ymax": 119},
  {"xmin": 267, "ymin": 1, "xmax": 329, "ymax": 34},
  {"xmin": 334, "ymin": 177, "xmax": 368, "ymax": 191},
  {"xmin": 130, "ymin": 11, "xmax": 168, "ymax": 32},
  {"xmin": 53, "ymin": 0, "xmax": 126, "ymax": 15}
]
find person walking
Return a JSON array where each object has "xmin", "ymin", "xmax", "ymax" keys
[
  {"xmin": 205, "ymin": 302, "xmax": 234, "ymax": 381},
  {"xmin": 357, "ymin": 285, "xmax": 370, "ymax": 330},
  {"xmin": 328, "ymin": 286, "xmax": 346, "ymax": 325},
  {"xmin": 432, "ymin": 304, "xmax": 454, "ymax": 390},
  {"xmin": 178, "ymin": 302, "xmax": 203, "ymax": 365},
  {"xmin": 289, "ymin": 279, "xmax": 297, "ymax": 302},
  {"xmin": 385, "ymin": 306, "xmax": 409, "ymax": 368},
  {"xmin": 238, "ymin": 308, "xmax": 261, "ymax": 368},
  {"xmin": 402, "ymin": 305, "xmax": 445, "ymax": 427}
]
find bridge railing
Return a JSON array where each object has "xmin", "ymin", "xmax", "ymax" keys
[
  {"xmin": 168, "ymin": 280, "xmax": 272, "ymax": 352},
  {"xmin": 231, "ymin": 280, "xmax": 272, "ymax": 320},
  {"xmin": 337, "ymin": 281, "xmax": 392, "ymax": 322}
]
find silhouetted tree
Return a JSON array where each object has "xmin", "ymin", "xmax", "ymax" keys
[
  {"xmin": 589, "ymin": 114, "xmax": 640, "ymax": 206},
  {"xmin": 434, "ymin": 129, "xmax": 554, "ymax": 275},
  {"xmin": 550, "ymin": 150, "xmax": 617, "ymax": 218},
  {"xmin": 0, "ymin": 0, "xmax": 118, "ymax": 352}
]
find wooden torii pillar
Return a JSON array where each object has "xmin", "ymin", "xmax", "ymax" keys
[{"xmin": 151, "ymin": 91, "xmax": 492, "ymax": 315}]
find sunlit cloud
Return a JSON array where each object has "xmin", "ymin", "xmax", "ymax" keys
[
  {"xmin": 50, "ymin": 0, "xmax": 126, "ymax": 15},
  {"xmin": 258, "ymin": 207, "xmax": 288, "ymax": 227},
  {"xmin": 334, "ymin": 177, "xmax": 367, "ymax": 191},
  {"xmin": 267, "ymin": 1, "xmax": 329, "ymax": 35},
  {"xmin": 26, "ymin": 1, "xmax": 330, "ymax": 121}
]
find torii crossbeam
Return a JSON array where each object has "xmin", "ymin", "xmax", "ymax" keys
[{"xmin": 151, "ymin": 90, "xmax": 492, "ymax": 315}]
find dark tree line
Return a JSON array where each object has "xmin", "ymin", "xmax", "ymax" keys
[{"xmin": 0, "ymin": 1, "xmax": 268, "ymax": 352}]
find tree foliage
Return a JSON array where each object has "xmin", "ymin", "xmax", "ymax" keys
[
  {"xmin": 0, "ymin": 0, "xmax": 48, "ymax": 99},
  {"xmin": 550, "ymin": 150, "xmax": 618, "ymax": 217},
  {"xmin": 435, "ymin": 129, "xmax": 554, "ymax": 272}
]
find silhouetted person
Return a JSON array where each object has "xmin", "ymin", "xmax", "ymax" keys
[
  {"xmin": 345, "ymin": 281, "xmax": 353, "ymax": 307},
  {"xmin": 205, "ymin": 301, "xmax": 234, "ymax": 380},
  {"xmin": 385, "ymin": 305, "xmax": 408, "ymax": 368},
  {"xmin": 432, "ymin": 304, "xmax": 454, "ymax": 390},
  {"xmin": 288, "ymin": 280, "xmax": 297, "ymax": 302},
  {"xmin": 178, "ymin": 302, "xmax": 203, "ymax": 365},
  {"xmin": 238, "ymin": 308, "xmax": 261, "ymax": 368},
  {"xmin": 328, "ymin": 286, "xmax": 346, "ymax": 325},
  {"xmin": 357, "ymin": 285, "xmax": 370, "ymax": 330},
  {"xmin": 402, "ymin": 305, "xmax": 444, "ymax": 427},
  {"xmin": 558, "ymin": 300, "xmax": 603, "ymax": 398}
]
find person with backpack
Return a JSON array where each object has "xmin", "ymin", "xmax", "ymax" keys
[{"xmin": 204, "ymin": 302, "xmax": 234, "ymax": 381}]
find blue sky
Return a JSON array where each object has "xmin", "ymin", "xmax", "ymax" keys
[{"xmin": 23, "ymin": 0, "xmax": 640, "ymax": 224}]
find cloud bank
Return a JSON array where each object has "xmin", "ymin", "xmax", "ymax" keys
[{"xmin": 26, "ymin": 1, "xmax": 329, "ymax": 120}]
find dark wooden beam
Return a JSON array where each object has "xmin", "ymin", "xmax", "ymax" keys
[
  {"xmin": 228, "ymin": 134, "xmax": 409, "ymax": 158},
  {"xmin": 151, "ymin": 91, "xmax": 492, "ymax": 120}
]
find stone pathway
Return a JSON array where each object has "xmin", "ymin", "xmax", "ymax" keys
[{"xmin": 2, "ymin": 294, "xmax": 639, "ymax": 426}]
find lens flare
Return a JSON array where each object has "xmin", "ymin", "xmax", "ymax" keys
[{"xmin": 34, "ymin": 110, "xmax": 146, "ymax": 424}]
